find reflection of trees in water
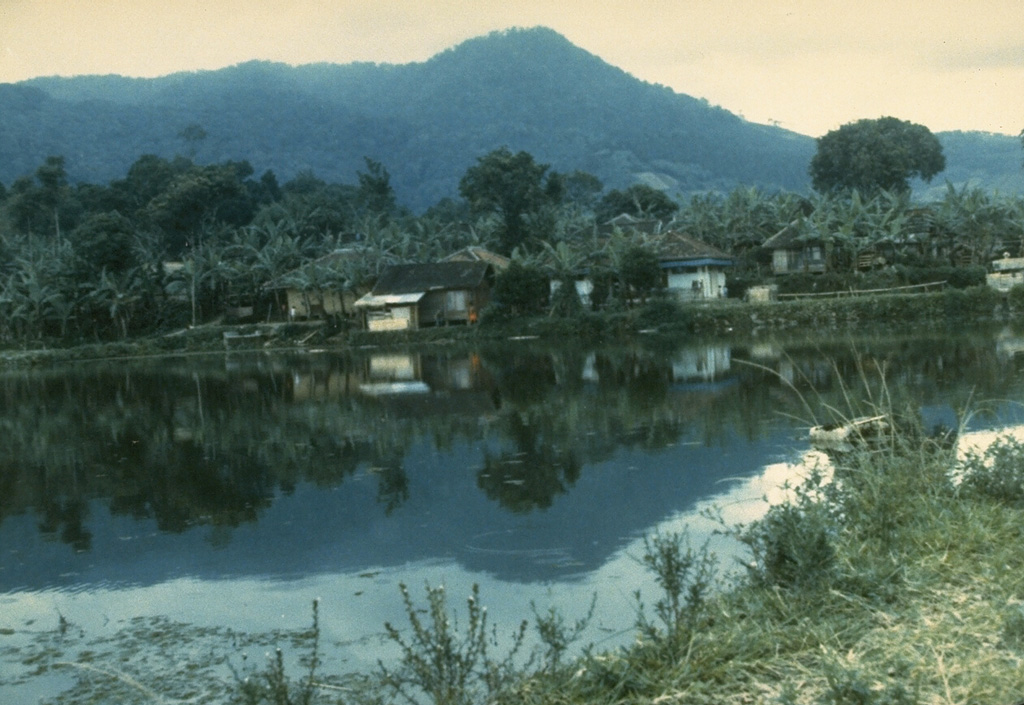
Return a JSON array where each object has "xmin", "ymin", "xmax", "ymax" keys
[
  {"xmin": 0, "ymin": 332, "xmax": 1014, "ymax": 546},
  {"xmin": 0, "ymin": 364, "xmax": 420, "ymax": 547},
  {"xmin": 477, "ymin": 412, "xmax": 582, "ymax": 513},
  {"xmin": 36, "ymin": 497, "xmax": 92, "ymax": 552},
  {"xmin": 373, "ymin": 458, "xmax": 410, "ymax": 516}
]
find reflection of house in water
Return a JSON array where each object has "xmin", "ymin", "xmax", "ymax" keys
[
  {"xmin": 360, "ymin": 353, "xmax": 429, "ymax": 395},
  {"xmin": 996, "ymin": 328, "xmax": 1024, "ymax": 363},
  {"xmin": 579, "ymin": 346, "xmax": 733, "ymax": 387},
  {"xmin": 671, "ymin": 345, "xmax": 731, "ymax": 384},
  {"xmin": 743, "ymin": 344, "xmax": 835, "ymax": 389},
  {"xmin": 289, "ymin": 365, "xmax": 361, "ymax": 401},
  {"xmin": 285, "ymin": 353, "xmax": 498, "ymax": 415},
  {"xmin": 358, "ymin": 352, "xmax": 499, "ymax": 417}
]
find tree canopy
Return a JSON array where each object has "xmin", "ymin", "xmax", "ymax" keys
[
  {"xmin": 458, "ymin": 147, "xmax": 562, "ymax": 254},
  {"xmin": 809, "ymin": 117, "xmax": 946, "ymax": 194},
  {"xmin": 596, "ymin": 184, "xmax": 679, "ymax": 222}
]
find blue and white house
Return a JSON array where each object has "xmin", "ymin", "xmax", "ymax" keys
[{"xmin": 656, "ymin": 232, "xmax": 735, "ymax": 300}]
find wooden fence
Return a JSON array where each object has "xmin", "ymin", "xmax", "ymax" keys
[{"xmin": 777, "ymin": 280, "xmax": 947, "ymax": 300}]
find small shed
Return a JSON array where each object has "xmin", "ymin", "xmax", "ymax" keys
[{"xmin": 354, "ymin": 261, "xmax": 494, "ymax": 331}]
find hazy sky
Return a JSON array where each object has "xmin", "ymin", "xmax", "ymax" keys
[{"xmin": 2, "ymin": 0, "xmax": 1023, "ymax": 137}]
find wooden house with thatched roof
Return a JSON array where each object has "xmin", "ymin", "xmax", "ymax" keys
[
  {"xmin": 354, "ymin": 261, "xmax": 495, "ymax": 331},
  {"xmin": 762, "ymin": 221, "xmax": 826, "ymax": 275},
  {"xmin": 265, "ymin": 248, "xmax": 366, "ymax": 320}
]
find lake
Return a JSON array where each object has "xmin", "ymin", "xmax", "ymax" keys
[{"xmin": 3, "ymin": 326, "xmax": 1024, "ymax": 702}]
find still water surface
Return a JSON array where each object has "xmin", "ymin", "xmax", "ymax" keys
[{"xmin": 3, "ymin": 327, "xmax": 1024, "ymax": 700}]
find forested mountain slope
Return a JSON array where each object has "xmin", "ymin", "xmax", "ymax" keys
[{"xmin": 2, "ymin": 27, "xmax": 1021, "ymax": 209}]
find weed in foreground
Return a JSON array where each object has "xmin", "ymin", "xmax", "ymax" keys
[
  {"xmin": 378, "ymin": 582, "xmax": 528, "ymax": 705},
  {"xmin": 736, "ymin": 465, "xmax": 839, "ymax": 592},
  {"xmin": 633, "ymin": 529, "xmax": 716, "ymax": 659},
  {"xmin": 232, "ymin": 599, "xmax": 323, "ymax": 705},
  {"xmin": 531, "ymin": 593, "xmax": 596, "ymax": 672}
]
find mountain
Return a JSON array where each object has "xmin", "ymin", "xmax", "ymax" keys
[
  {"xmin": 1, "ymin": 27, "xmax": 1021, "ymax": 210},
  {"xmin": 924, "ymin": 131, "xmax": 1024, "ymax": 198}
]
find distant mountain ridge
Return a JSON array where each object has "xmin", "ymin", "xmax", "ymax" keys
[{"xmin": 2, "ymin": 27, "xmax": 1021, "ymax": 209}]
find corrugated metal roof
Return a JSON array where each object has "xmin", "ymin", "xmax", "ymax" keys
[{"xmin": 354, "ymin": 292, "xmax": 425, "ymax": 308}]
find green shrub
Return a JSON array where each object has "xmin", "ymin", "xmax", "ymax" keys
[
  {"xmin": 634, "ymin": 530, "xmax": 716, "ymax": 657},
  {"xmin": 1007, "ymin": 284, "xmax": 1024, "ymax": 313},
  {"xmin": 771, "ymin": 266, "xmax": 986, "ymax": 297},
  {"xmin": 959, "ymin": 436, "xmax": 1024, "ymax": 506},
  {"xmin": 941, "ymin": 285, "xmax": 999, "ymax": 319},
  {"xmin": 491, "ymin": 261, "xmax": 549, "ymax": 317},
  {"xmin": 741, "ymin": 501, "xmax": 837, "ymax": 590},
  {"xmin": 633, "ymin": 297, "xmax": 691, "ymax": 332},
  {"xmin": 531, "ymin": 595, "xmax": 596, "ymax": 672}
]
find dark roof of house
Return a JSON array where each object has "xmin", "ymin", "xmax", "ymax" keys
[
  {"xmin": 370, "ymin": 261, "xmax": 492, "ymax": 295},
  {"xmin": 597, "ymin": 213, "xmax": 665, "ymax": 236},
  {"xmin": 441, "ymin": 246, "xmax": 511, "ymax": 270},
  {"xmin": 656, "ymin": 232, "xmax": 733, "ymax": 262},
  {"xmin": 762, "ymin": 220, "xmax": 815, "ymax": 249}
]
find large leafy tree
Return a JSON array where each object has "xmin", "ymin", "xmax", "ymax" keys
[
  {"xmin": 71, "ymin": 211, "xmax": 139, "ymax": 276},
  {"xmin": 458, "ymin": 148, "xmax": 562, "ymax": 255},
  {"xmin": 145, "ymin": 163, "xmax": 250, "ymax": 255},
  {"xmin": 809, "ymin": 117, "xmax": 945, "ymax": 194},
  {"xmin": 618, "ymin": 244, "xmax": 663, "ymax": 303},
  {"xmin": 7, "ymin": 156, "xmax": 81, "ymax": 237},
  {"xmin": 491, "ymin": 260, "xmax": 549, "ymax": 316},
  {"xmin": 355, "ymin": 157, "xmax": 398, "ymax": 219}
]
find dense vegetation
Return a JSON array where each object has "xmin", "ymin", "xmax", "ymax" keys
[{"xmin": 1, "ymin": 142, "xmax": 1024, "ymax": 349}]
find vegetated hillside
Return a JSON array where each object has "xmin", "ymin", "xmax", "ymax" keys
[
  {"xmin": 917, "ymin": 130, "xmax": 1024, "ymax": 198},
  {"xmin": 3, "ymin": 27, "xmax": 1021, "ymax": 210},
  {"xmin": 3, "ymin": 27, "xmax": 814, "ymax": 210}
]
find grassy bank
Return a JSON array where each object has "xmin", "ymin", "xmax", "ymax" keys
[{"xmin": 226, "ymin": 415, "xmax": 1024, "ymax": 705}]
